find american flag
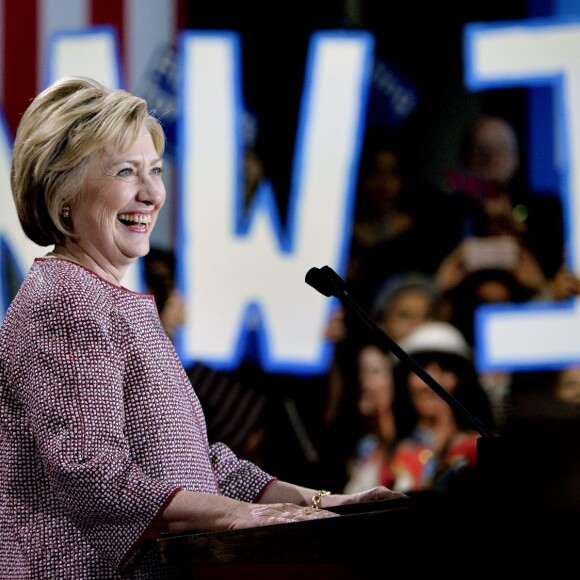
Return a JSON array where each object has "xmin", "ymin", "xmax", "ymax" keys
[
  {"xmin": 0, "ymin": 0, "xmax": 187, "ymax": 305},
  {"xmin": 0, "ymin": 0, "xmax": 186, "ymax": 139}
]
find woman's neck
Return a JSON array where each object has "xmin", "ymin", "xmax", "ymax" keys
[{"xmin": 47, "ymin": 244, "xmax": 126, "ymax": 287}]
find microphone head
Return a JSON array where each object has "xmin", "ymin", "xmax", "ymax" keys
[
  {"xmin": 305, "ymin": 266, "xmax": 346, "ymax": 297},
  {"xmin": 305, "ymin": 267, "xmax": 334, "ymax": 296}
]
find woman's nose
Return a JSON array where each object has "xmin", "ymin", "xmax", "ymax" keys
[{"xmin": 139, "ymin": 178, "xmax": 166, "ymax": 206}]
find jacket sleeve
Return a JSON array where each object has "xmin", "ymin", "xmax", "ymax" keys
[{"xmin": 209, "ymin": 442, "xmax": 276, "ymax": 502}]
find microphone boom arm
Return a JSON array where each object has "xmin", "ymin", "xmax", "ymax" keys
[{"xmin": 305, "ymin": 265, "xmax": 493, "ymax": 438}]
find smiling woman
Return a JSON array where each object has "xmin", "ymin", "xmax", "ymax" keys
[
  {"xmin": 68, "ymin": 128, "xmax": 166, "ymax": 281},
  {"xmin": 0, "ymin": 76, "xmax": 407, "ymax": 579},
  {"xmin": 10, "ymin": 77, "xmax": 167, "ymax": 286}
]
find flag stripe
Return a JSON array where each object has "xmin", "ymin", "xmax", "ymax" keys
[
  {"xmin": 91, "ymin": 0, "xmax": 125, "ymax": 82},
  {"xmin": 1, "ymin": 0, "xmax": 180, "ymax": 138},
  {"xmin": 3, "ymin": 0, "xmax": 38, "ymax": 137}
]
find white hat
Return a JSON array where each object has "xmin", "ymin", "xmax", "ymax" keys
[{"xmin": 397, "ymin": 321, "xmax": 472, "ymax": 361}]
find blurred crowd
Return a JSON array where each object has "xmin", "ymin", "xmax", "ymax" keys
[{"xmin": 145, "ymin": 113, "xmax": 580, "ymax": 497}]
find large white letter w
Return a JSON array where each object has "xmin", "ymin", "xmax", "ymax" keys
[{"xmin": 175, "ymin": 30, "xmax": 374, "ymax": 374}]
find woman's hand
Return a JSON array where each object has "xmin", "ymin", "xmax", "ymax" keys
[
  {"xmin": 321, "ymin": 486, "xmax": 408, "ymax": 509},
  {"xmin": 156, "ymin": 483, "xmax": 408, "ymax": 537},
  {"xmin": 231, "ymin": 502, "xmax": 339, "ymax": 529},
  {"xmin": 156, "ymin": 489, "xmax": 338, "ymax": 535}
]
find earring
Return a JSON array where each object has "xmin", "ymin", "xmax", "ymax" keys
[{"xmin": 62, "ymin": 204, "xmax": 71, "ymax": 219}]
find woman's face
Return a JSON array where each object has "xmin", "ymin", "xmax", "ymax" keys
[
  {"xmin": 468, "ymin": 117, "xmax": 519, "ymax": 185},
  {"xmin": 72, "ymin": 129, "xmax": 165, "ymax": 270},
  {"xmin": 407, "ymin": 360, "xmax": 458, "ymax": 421},
  {"xmin": 378, "ymin": 291, "xmax": 433, "ymax": 342},
  {"xmin": 364, "ymin": 150, "xmax": 403, "ymax": 210},
  {"xmin": 357, "ymin": 345, "xmax": 394, "ymax": 417}
]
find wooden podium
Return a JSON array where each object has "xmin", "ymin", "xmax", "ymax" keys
[
  {"xmin": 156, "ymin": 427, "xmax": 580, "ymax": 578},
  {"xmin": 155, "ymin": 490, "xmax": 579, "ymax": 578},
  {"xmin": 157, "ymin": 478, "xmax": 580, "ymax": 580},
  {"xmin": 156, "ymin": 497, "xmax": 427, "ymax": 579}
]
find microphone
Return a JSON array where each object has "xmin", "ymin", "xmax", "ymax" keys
[
  {"xmin": 305, "ymin": 265, "xmax": 494, "ymax": 439},
  {"xmin": 304, "ymin": 265, "xmax": 345, "ymax": 297}
]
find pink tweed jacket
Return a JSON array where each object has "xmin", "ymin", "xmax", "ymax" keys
[{"xmin": 0, "ymin": 258, "xmax": 275, "ymax": 578}]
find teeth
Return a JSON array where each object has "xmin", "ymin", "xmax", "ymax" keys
[{"xmin": 118, "ymin": 213, "xmax": 152, "ymax": 224}]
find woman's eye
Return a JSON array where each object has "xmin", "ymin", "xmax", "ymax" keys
[
  {"xmin": 118, "ymin": 168, "xmax": 134, "ymax": 177},
  {"xmin": 152, "ymin": 167, "xmax": 163, "ymax": 176}
]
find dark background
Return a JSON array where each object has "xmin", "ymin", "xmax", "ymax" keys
[{"xmin": 184, "ymin": 1, "xmax": 532, "ymax": 209}]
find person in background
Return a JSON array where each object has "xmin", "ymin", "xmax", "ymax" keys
[
  {"xmin": 439, "ymin": 113, "xmax": 580, "ymax": 432},
  {"xmin": 434, "ymin": 238, "xmax": 542, "ymax": 352},
  {"xmin": 389, "ymin": 321, "xmax": 495, "ymax": 493},
  {"xmin": 434, "ymin": 241, "xmax": 580, "ymax": 432},
  {"xmin": 347, "ymin": 128, "xmax": 463, "ymax": 316},
  {"xmin": 0, "ymin": 76, "xmax": 407, "ymax": 579},
  {"xmin": 343, "ymin": 343, "xmax": 397, "ymax": 493},
  {"xmin": 444, "ymin": 114, "xmax": 564, "ymax": 282},
  {"xmin": 370, "ymin": 271, "xmax": 450, "ymax": 342},
  {"xmin": 343, "ymin": 272, "xmax": 448, "ymax": 493},
  {"xmin": 339, "ymin": 130, "xmax": 465, "ymax": 475}
]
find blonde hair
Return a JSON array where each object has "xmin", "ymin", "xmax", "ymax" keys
[{"xmin": 11, "ymin": 76, "xmax": 166, "ymax": 246}]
